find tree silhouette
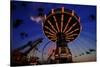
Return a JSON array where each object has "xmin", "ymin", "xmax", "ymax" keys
[
  {"xmin": 21, "ymin": 2, "xmax": 27, "ymax": 7},
  {"xmin": 11, "ymin": 2, "xmax": 16, "ymax": 11},
  {"xmin": 13, "ymin": 19, "xmax": 23, "ymax": 28},
  {"xmin": 89, "ymin": 49, "xmax": 96, "ymax": 52},
  {"xmin": 81, "ymin": 53, "xmax": 84, "ymax": 55},
  {"xmin": 20, "ymin": 32, "xmax": 28, "ymax": 39},
  {"xmin": 38, "ymin": 12, "xmax": 44, "ymax": 17},
  {"xmin": 86, "ymin": 51, "xmax": 90, "ymax": 54},
  {"xmin": 38, "ymin": 7, "xmax": 44, "ymax": 12},
  {"xmin": 89, "ymin": 14, "xmax": 96, "ymax": 21},
  {"xmin": 37, "ymin": 7, "xmax": 45, "ymax": 17},
  {"xmin": 74, "ymin": 56, "xmax": 77, "ymax": 57}
]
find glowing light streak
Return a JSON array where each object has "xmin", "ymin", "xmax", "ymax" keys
[
  {"xmin": 52, "ymin": 9, "xmax": 54, "ymax": 14},
  {"xmin": 62, "ymin": 7, "xmax": 64, "ymax": 13},
  {"xmin": 61, "ymin": 14, "xmax": 64, "ymax": 32},
  {"xmin": 63, "ymin": 17, "xmax": 72, "ymax": 33},
  {"xmin": 78, "ymin": 17, "xmax": 80, "ymax": 22},
  {"xmin": 53, "ymin": 16, "xmax": 60, "ymax": 32},
  {"xmin": 66, "ymin": 40, "xmax": 70, "ymax": 42},
  {"xmin": 44, "ymin": 14, "xmax": 47, "ymax": 20},
  {"xmin": 66, "ymin": 37, "xmax": 74, "ymax": 40},
  {"xmin": 48, "ymin": 35, "xmax": 56, "ymax": 38},
  {"xmin": 45, "ymin": 31, "xmax": 55, "ymax": 36},
  {"xmin": 50, "ymin": 38, "xmax": 56, "ymax": 41},
  {"xmin": 66, "ymin": 34, "xmax": 78, "ymax": 37},
  {"xmin": 72, "ymin": 10, "xmax": 74, "ymax": 16},
  {"xmin": 44, "ymin": 26, "xmax": 56, "ymax": 34},
  {"xmin": 48, "ymin": 20, "xmax": 57, "ymax": 33},
  {"xmin": 48, "ymin": 35, "xmax": 57, "ymax": 40},
  {"xmin": 66, "ymin": 28, "xmax": 79, "ymax": 35},
  {"xmin": 65, "ymin": 22, "xmax": 77, "ymax": 34}
]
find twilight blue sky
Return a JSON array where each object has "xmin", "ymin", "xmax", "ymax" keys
[{"xmin": 11, "ymin": 1, "xmax": 96, "ymax": 62}]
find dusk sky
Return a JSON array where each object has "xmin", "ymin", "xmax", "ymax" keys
[{"xmin": 11, "ymin": 1, "xmax": 96, "ymax": 62}]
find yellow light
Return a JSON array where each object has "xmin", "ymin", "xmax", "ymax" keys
[
  {"xmin": 66, "ymin": 37, "xmax": 74, "ymax": 40},
  {"xmin": 52, "ymin": 9, "xmax": 54, "ymax": 14},
  {"xmin": 51, "ymin": 38, "xmax": 57, "ymax": 41},
  {"xmin": 48, "ymin": 35, "xmax": 56, "ymax": 38},
  {"xmin": 61, "ymin": 14, "xmax": 64, "ymax": 32},
  {"xmin": 78, "ymin": 17, "xmax": 80, "ymax": 22},
  {"xmin": 53, "ymin": 16, "xmax": 60, "ymax": 32},
  {"xmin": 66, "ymin": 40, "xmax": 70, "ymax": 42},
  {"xmin": 45, "ymin": 31, "xmax": 55, "ymax": 36},
  {"xmin": 47, "ymin": 35, "xmax": 57, "ymax": 40},
  {"xmin": 62, "ymin": 7, "xmax": 64, "ymax": 13},
  {"xmin": 65, "ymin": 22, "xmax": 77, "ymax": 34},
  {"xmin": 48, "ymin": 20, "xmax": 57, "ymax": 33},
  {"xmin": 66, "ymin": 28, "xmax": 79, "ymax": 35},
  {"xmin": 44, "ymin": 14, "xmax": 47, "ymax": 20},
  {"xmin": 45, "ymin": 26, "xmax": 56, "ymax": 34},
  {"xmin": 63, "ymin": 17, "xmax": 72, "ymax": 33},
  {"xmin": 66, "ymin": 34, "xmax": 78, "ymax": 37},
  {"xmin": 72, "ymin": 10, "xmax": 74, "ymax": 16}
]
